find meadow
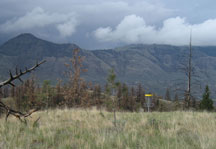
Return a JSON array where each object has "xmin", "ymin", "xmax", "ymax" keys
[{"xmin": 0, "ymin": 108, "xmax": 216, "ymax": 149}]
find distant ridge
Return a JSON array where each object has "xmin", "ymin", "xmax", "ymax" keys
[
  {"xmin": 1, "ymin": 33, "xmax": 216, "ymax": 97},
  {"xmin": 0, "ymin": 33, "xmax": 80, "ymax": 57},
  {"xmin": 15, "ymin": 33, "xmax": 38, "ymax": 39}
]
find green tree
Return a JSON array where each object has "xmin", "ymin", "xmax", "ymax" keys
[
  {"xmin": 116, "ymin": 83, "xmax": 122, "ymax": 108},
  {"xmin": 106, "ymin": 69, "xmax": 120, "ymax": 127},
  {"xmin": 42, "ymin": 80, "xmax": 55, "ymax": 107},
  {"xmin": 136, "ymin": 83, "xmax": 143, "ymax": 103},
  {"xmin": 129, "ymin": 87, "xmax": 136, "ymax": 111},
  {"xmin": 0, "ymin": 87, "xmax": 2, "ymax": 99},
  {"xmin": 165, "ymin": 88, "xmax": 171, "ymax": 101},
  {"xmin": 121, "ymin": 83, "xmax": 129, "ymax": 110},
  {"xmin": 54, "ymin": 79, "xmax": 64, "ymax": 106},
  {"xmin": 200, "ymin": 85, "xmax": 214, "ymax": 111},
  {"xmin": 174, "ymin": 93, "xmax": 179, "ymax": 102}
]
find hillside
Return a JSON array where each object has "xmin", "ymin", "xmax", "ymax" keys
[
  {"xmin": 0, "ymin": 33, "xmax": 216, "ymax": 97},
  {"xmin": 0, "ymin": 108, "xmax": 215, "ymax": 148}
]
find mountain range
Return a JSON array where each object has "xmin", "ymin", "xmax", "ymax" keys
[{"xmin": 1, "ymin": 33, "xmax": 216, "ymax": 98}]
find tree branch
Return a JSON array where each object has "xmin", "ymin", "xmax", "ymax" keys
[{"xmin": 0, "ymin": 60, "xmax": 46, "ymax": 88}]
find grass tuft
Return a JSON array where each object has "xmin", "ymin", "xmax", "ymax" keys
[{"xmin": 0, "ymin": 109, "xmax": 216, "ymax": 148}]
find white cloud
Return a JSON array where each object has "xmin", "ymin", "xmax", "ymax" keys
[
  {"xmin": 56, "ymin": 18, "xmax": 78, "ymax": 37},
  {"xmin": 0, "ymin": 0, "xmax": 174, "ymax": 27},
  {"xmin": 94, "ymin": 15, "xmax": 216, "ymax": 45},
  {"xmin": 0, "ymin": 7, "xmax": 78, "ymax": 37},
  {"xmin": 1, "ymin": 0, "xmax": 216, "ymax": 47},
  {"xmin": 72, "ymin": 1, "xmax": 173, "ymax": 25},
  {"xmin": 0, "ymin": 0, "xmax": 175, "ymax": 48}
]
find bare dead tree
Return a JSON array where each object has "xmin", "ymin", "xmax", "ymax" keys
[
  {"xmin": 174, "ymin": 31, "xmax": 201, "ymax": 109},
  {"xmin": 63, "ymin": 49, "xmax": 88, "ymax": 107},
  {"xmin": 184, "ymin": 32, "xmax": 193, "ymax": 108},
  {"xmin": 0, "ymin": 60, "xmax": 46, "ymax": 122}
]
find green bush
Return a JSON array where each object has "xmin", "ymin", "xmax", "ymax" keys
[{"xmin": 200, "ymin": 85, "xmax": 214, "ymax": 111}]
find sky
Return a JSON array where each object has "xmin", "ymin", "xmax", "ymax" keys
[{"xmin": 0, "ymin": 0, "xmax": 216, "ymax": 49}]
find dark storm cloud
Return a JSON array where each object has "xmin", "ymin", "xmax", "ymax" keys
[{"xmin": 0, "ymin": 0, "xmax": 216, "ymax": 48}]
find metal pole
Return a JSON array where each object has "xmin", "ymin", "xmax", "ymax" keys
[{"xmin": 145, "ymin": 93, "xmax": 152, "ymax": 112}]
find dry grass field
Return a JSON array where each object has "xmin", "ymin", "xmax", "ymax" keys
[{"xmin": 0, "ymin": 108, "xmax": 216, "ymax": 149}]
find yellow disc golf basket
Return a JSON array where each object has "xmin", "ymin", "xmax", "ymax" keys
[{"xmin": 144, "ymin": 93, "xmax": 154, "ymax": 112}]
